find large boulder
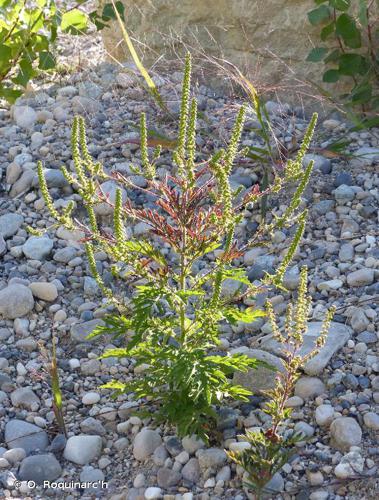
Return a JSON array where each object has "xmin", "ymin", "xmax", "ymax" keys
[
  {"xmin": 64, "ymin": 435, "xmax": 102, "ymax": 465},
  {"xmin": 18, "ymin": 454, "xmax": 62, "ymax": 484},
  {"xmin": 5, "ymin": 420, "xmax": 49, "ymax": 454},
  {"xmin": 133, "ymin": 429, "xmax": 162, "ymax": 461},
  {"xmin": 330, "ymin": 417, "xmax": 362, "ymax": 451},
  {"xmin": 22, "ymin": 236, "xmax": 53, "ymax": 261},
  {"xmin": 0, "ymin": 284, "xmax": 34, "ymax": 319},
  {"xmin": 259, "ymin": 322, "xmax": 352, "ymax": 375},
  {"xmin": 0, "ymin": 213, "xmax": 24, "ymax": 239},
  {"xmin": 233, "ymin": 349, "xmax": 284, "ymax": 395}
]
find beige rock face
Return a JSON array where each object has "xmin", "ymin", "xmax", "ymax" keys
[{"xmin": 100, "ymin": 0, "xmax": 323, "ymax": 98}]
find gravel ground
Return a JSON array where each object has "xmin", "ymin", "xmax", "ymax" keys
[{"xmin": 0, "ymin": 23, "xmax": 378, "ymax": 500}]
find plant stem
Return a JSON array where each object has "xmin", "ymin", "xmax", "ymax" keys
[
  {"xmin": 366, "ymin": 7, "xmax": 379, "ymax": 78},
  {"xmin": 179, "ymin": 210, "xmax": 187, "ymax": 344},
  {"xmin": 210, "ymin": 225, "xmax": 234, "ymax": 308}
]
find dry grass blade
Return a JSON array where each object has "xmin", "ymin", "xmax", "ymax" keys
[{"xmin": 110, "ymin": 0, "xmax": 167, "ymax": 112}]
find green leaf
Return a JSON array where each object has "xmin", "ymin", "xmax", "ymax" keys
[
  {"xmin": 86, "ymin": 314, "xmax": 132, "ymax": 339},
  {"xmin": 89, "ymin": 11, "xmax": 108, "ymax": 30},
  {"xmin": 351, "ymin": 83, "xmax": 372, "ymax": 104},
  {"xmin": 330, "ymin": 0, "xmax": 350, "ymax": 11},
  {"xmin": 100, "ymin": 348, "xmax": 130, "ymax": 359},
  {"xmin": 336, "ymin": 13, "xmax": 361, "ymax": 48},
  {"xmin": 199, "ymin": 241, "xmax": 221, "ymax": 256},
  {"xmin": 100, "ymin": 380, "xmax": 127, "ymax": 391},
  {"xmin": 323, "ymin": 69, "xmax": 340, "ymax": 82},
  {"xmin": 223, "ymin": 307, "xmax": 266, "ymax": 324},
  {"xmin": 38, "ymin": 51, "xmax": 55, "ymax": 70},
  {"xmin": 0, "ymin": 85, "xmax": 22, "ymax": 103},
  {"xmin": 351, "ymin": 116, "xmax": 379, "ymax": 130},
  {"xmin": 221, "ymin": 267, "xmax": 251, "ymax": 286},
  {"xmin": 324, "ymin": 48, "xmax": 340, "ymax": 63},
  {"xmin": 338, "ymin": 53, "xmax": 368, "ymax": 75},
  {"xmin": 61, "ymin": 9, "xmax": 88, "ymax": 35},
  {"xmin": 12, "ymin": 58, "xmax": 35, "ymax": 87},
  {"xmin": 176, "ymin": 290, "xmax": 205, "ymax": 299},
  {"xmin": 308, "ymin": 5, "xmax": 331, "ymax": 25},
  {"xmin": 307, "ymin": 47, "xmax": 328, "ymax": 62},
  {"xmin": 327, "ymin": 139, "xmax": 351, "ymax": 153},
  {"xmin": 358, "ymin": 0, "xmax": 368, "ymax": 26},
  {"xmin": 33, "ymin": 34, "xmax": 49, "ymax": 52},
  {"xmin": 132, "ymin": 285, "xmax": 172, "ymax": 333},
  {"xmin": 102, "ymin": 1, "xmax": 125, "ymax": 21},
  {"xmin": 0, "ymin": 44, "xmax": 12, "ymax": 64},
  {"xmin": 246, "ymin": 151, "xmax": 269, "ymax": 163},
  {"xmin": 320, "ymin": 21, "xmax": 335, "ymax": 41},
  {"xmin": 247, "ymin": 145, "xmax": 270, "ymax": 163},
  {"xmin": 0, "ymin": 43, "xmax": 12, "ymax": 72},
  {"xmin": 124, "ymin": 240, "xmax": 167, "ymax": 267},
  {"xmin": 25, "ymin": 8, "xmax": 45, "ymax": 33}
]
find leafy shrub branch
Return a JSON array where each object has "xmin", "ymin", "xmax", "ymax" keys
[
  {"xmin": 307, "ymin": 0, "xmax": 379, "ymax": 113},
  {"xmin": 0, "ymin": 0, "xmax": 124, "ymax": 102},
  {"xmin": 38, "ymin": 53, "xmax": 318, "ymax": 440}
]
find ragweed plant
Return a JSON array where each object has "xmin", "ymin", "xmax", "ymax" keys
[
  {"xmin": 227, "ymin": 267, "xmax": 335, "ymax": 499},
  {"xmin": 38, "ymin": 53, "xmax": 318, "ymax": 441},
  {"xmin": 38, "ymin": 333, "xmax": 66, "ymax": 437}
]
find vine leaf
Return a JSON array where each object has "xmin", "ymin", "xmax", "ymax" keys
[
  {"xmin": 335, "ymin": 13, "xmax": 362, "ymax": 49},
  {"xmin": 308, "ymin": 5, "xmax": 331, "ymax": 25},
  {"xmin": 307, "ymin": 47, "xmax": 328, "ymax": 62}
]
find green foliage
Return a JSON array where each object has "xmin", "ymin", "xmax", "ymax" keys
[
  {"xmin": 227, "ymin": 428, "xmax": 304, "ymax": 498},
  {"xmin": 38, "ymin": 53, "xmax": 318, "ymax": 441},
  {"xmin": 103, "ymin": 347, "xmax": 259, "ymax": 440},
  {"xmin": 227, "ymin": 268, "xmax": 335, "ymax": 498},
  {"xmin": 307, "ymin": 0, "xmax": 379, "ymax": 111},
  {"xmin": 236, "ymin": 72, "xmax": 277, "ymax": 218},
  {"xmin": 0, "ymin": 1, "xmax": 122, "ymax": 102}
]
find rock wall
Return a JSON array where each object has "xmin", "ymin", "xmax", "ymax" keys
[{"xmin": 100, "ymin": 0, "xmax": 322, "ymax": 99}]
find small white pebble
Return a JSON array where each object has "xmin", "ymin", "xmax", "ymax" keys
[
  {"xmin": 33, "ymin": 416, "xmax": 47, "ymax": 428},
  {"xmin": 144, "ymin": 487, "xmax": 162, "ymax": 500},
  {"xmin": 69, "ymin": 358, "xmax": 80, "ymax": 370},
  {"xmin": 54, "ymin": 309, "xmax": 67, "ymax": 322},
  {"xmin": 98, "ymin": 457, "xmax": 111, "ymax": 469},
  {"xmin": 133, "ymin": 473, "xmax": 146, "ymax": 488},
  {"xmin": 204, "ymin": 477, "xmax": 216, "ymax": 488},
  {"xmin": 16, "ymin": 363, "xmax": 27, "ymax": 376},
  {"xmin": 355, "ymin": 342, "xmax": 368, "ymax": 353},
  {"xmin": 129, "ymin": 416, "xmax": 141, "ymax": 425},
  {"xmin": 175, "ymin": 450, "xmax": 189, "ymax": 464},
  {"xmin": 82, "ymin": 392, "xmax": 101, "ymax": 405}
]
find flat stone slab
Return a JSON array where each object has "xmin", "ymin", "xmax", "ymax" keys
[
  {"xmin": 5, "ymin": 420, "xmax": 49, "ymax": 454},
  {"xmin": 233, "ymin": 349, "xmax": 284, "ymax": 395},
  {"xmin": 259, "ymin": 322, "xmax": 352, "ymax": 375},
  {"xmin": 70, "ymin": 319, "xmax": 105, "ymax": 343},
  {"xmin": 19, "ymin": 453, "xmax": 62, "ymax": 484}
]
